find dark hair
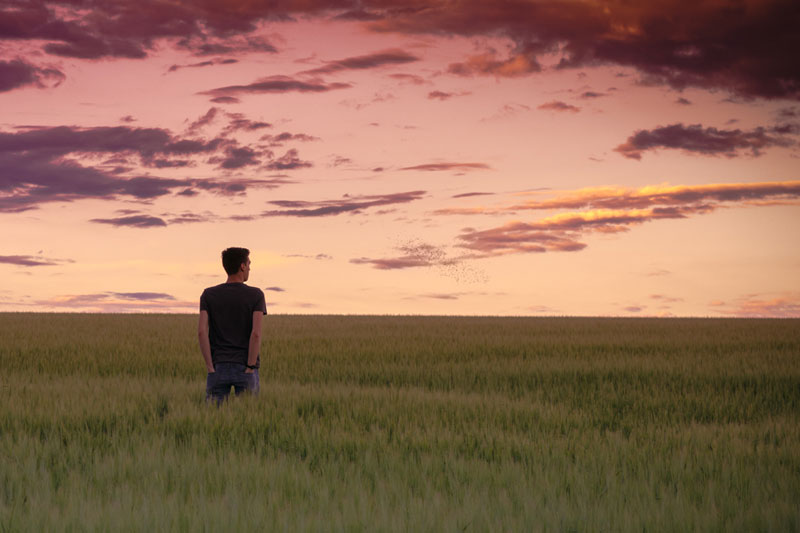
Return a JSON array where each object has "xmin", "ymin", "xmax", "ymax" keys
[{"xmin": 221, "ymin": 247, "xmax": 250, "ymax": 275}]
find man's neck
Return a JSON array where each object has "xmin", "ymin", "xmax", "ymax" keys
[{"xmin": 226, "ymin": 274, "xmax": 245, "ymax": 283}]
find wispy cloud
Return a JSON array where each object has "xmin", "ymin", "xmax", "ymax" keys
[
  {"xmin": 427, "ymin": 90, "xmax": 470, "ymax": 100},
  {"xmin": 615, "ymin": 123, "xmax": 797, "ymax": 159},
  {"xmin": 350, "ymin": 240, "xmax": 488, "ymax": 282},
  {"xmin": 200, "ymin": 75, "xmax": 351, "ymax": 99},
  {"xmin": 437, "ymin": 180, "xmax": 800, "ymax": 257},
  {"xmin": 39, "ymin": 291, "xmax": 192, "ymax": 312},
  {"xmin": 167, "ymin": 58, "xmax": 238, "ymax": 73},
  {"xmin": 538, "ymin": 101, "xmax": 580, "ymax": 113},
  {"xmin": 90, "ymin": 215, "xmax": 168, "ymax": 228},
  {"xmin": 300, "ymin": 49, "xmax": 419, "ymax": 75},
  {"xmin": 0, "ymin": 254, "xmax": 73, "ymax": 267},
  {"xmin": 263, "ymin": 190, "xmax": 426, "ymax": 217},
  {"xmin": 712, "ymin": 294, "xmax": 800, "ymax": 318},
  {"xmin": 447, "ymin": 51, "xmax": 540, "ymax": 77},
  {"xmin": 400, "ymin": 162, "xmax": 490, "ymax": 172}
]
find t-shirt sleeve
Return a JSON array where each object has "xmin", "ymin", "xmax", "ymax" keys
[
  {"xmin": 255, "ymin": 289, "xmax": 267, "ymax": 315},
  {"xmin": 199, "ymin": 290, "xmax": 208, "ymax": 312}
]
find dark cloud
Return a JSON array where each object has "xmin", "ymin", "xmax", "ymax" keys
[
  {"xmin": 178, "ymin": 36, "xmax": 277, "ymax": 57},
  {"xmin": 200, "ymin": 75, "xmax": 352, "ymax": 99},
  {"xmin": 264, "ymin": 190, "xmax": 425, "ymax": 217},
  {"xmin": 400, "ymin": 162, "xmax": 490, "ymax": 171},
  {"xmin": 367, "ymin": 0, "xmax": 800, "ymax": 100},
  {"xmin": 779, "ymin": 106, "xmax": 798, "ymax": 119},
  {"xmin": 0, "ymin": 1, "xmax": 277, "ymax": 61},
  {"xmin": 264, "ymin": 286, "xmax": 285, "ymax": 292},
  {"xmin": 615, "ymin": 123, "xmax": 796, "ymax": 159},
  {"xmin": 186, "ymin": 107, "xmax": 219, "ymax": 134},
  {"xmin": 219, "ymin": 146, "xmax": 261, "ymax": 169},
  {"xmin": 210, "ymin": 96, "xmax": 240, "ymax": 104},
  {"xmin": 676, "ymin": 97, "xmax": 692, "ymax": 105},
  {"xmin": 579, "ymin": 91, "xmax": 605, "ymax": 99},
  {"xmin": 300, "ymin": 49, "xmax": 419, "ymax": 75},
  {"xmin": 90, "ymin": 215, "xmax": 168, "ymax": 228},
  {"xmin": 538, "ymin": 100, "xmax": 580, "ymax": 113},
  {"xmin": 0, "ymin": 59, "xmax": 64, "ymax": 93},
  {"xmin": 0, "ymin": 254, "xmax": 71, "ymax": 267},
  {"xmin": 0, "ymin": 124, "xmax": 283, "ymax": 211},
  {"xmin": 264, "ymin": 148, "xmax": 312, "ymax": 171},
  {"xmin": 167, "ymin": 58, "xmax": 238, "ymax": 73},
  {"xmin": 259, "ymin": 132, "xmax": 319, "ymax": 146},
  {"xmin": 5, "ymin": 1, "xmax": 799, "ymax": 100},
  {"xmin": 222, "ymin": 113, "xmax": 272, "ymax": 135}
]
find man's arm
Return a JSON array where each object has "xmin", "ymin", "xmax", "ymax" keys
[
  {"xmin": 198, "ymin": 310, "xmax": 214, "ymax": 373},
  {"xmin": 246, "ymin": 310, "xmax": 263, "ymax": 373}
]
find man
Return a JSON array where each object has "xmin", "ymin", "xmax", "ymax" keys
[{"xmin": 198, "ymin": 247, "xmax": 267, "ymax": 405}]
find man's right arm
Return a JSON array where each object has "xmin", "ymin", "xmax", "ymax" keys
[
  {"xmin": 198, "ymin": 310, "xmax": 214, "ymax": 373},
  {"xmin": 245, "ymin": 310, "xmax": 263, "ymax": 373}
]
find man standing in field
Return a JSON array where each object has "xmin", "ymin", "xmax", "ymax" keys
[{"xmin": 198, "ymin": 247, "xmax": 267, "ymax": 405}]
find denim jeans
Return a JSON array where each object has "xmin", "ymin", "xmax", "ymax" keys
[{"xmin": 206, "ymin": 362, "xmax": 259, "ymax": 405}]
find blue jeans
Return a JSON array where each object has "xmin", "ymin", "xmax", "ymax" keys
[{"xmin": 206, "ymin": 362, "xmax": 259, "ymax": 405}]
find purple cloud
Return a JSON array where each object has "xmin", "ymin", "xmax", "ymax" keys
[
  {"xmin": 201, "ymin": 75, "xmax": 352, "ymax": 99},
  {"xmin": 0, "ymin": 254, "xmax": 71, "ymax": 267},
  {"xmin": 615, "ymin": 123, "xmax": 797, "ymax": 159},
  {"xmin": 400, "ymin": 162, "xmax": 490, "ymax": 172},
  {"xmin": 0, "ymin": 59, "xmax": 64, "ymax": 93},
  {"xmin": 300, "ymin": 49, "xmax": 419, "ymax": 75},
  {"xmin": 90, "ymin": 215, "xmax": 168, "ymax": 228},
  {"xmin": 264, "ymin": 190, "xmax": 426, "ymax": 217}
]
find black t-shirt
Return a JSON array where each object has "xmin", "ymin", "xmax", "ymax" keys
[{"xmin": 200, "ymin": 283, "xmax": 267, "ymax": 366}]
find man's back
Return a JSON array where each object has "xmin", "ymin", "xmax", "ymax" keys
[{"xmin": 200, "ymin": 282, "xmax": 266, "ymax": 365}]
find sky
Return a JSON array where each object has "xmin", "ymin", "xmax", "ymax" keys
[{"xmin": 1, "ymin": 0, "xmax": 799, "ymax": 317}]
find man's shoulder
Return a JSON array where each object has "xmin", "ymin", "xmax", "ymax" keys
[
  {"xmin": 201, "ymin": 283, "xmax": 226, "ymax": 295},
  {"xmin": 243, "ymin": 284, "xmax": 265, "ymax": 298}
]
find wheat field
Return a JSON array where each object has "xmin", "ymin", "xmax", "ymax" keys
[{"xmin": 1, "ymin": 313, "xmax": 798, "ymax": 531}]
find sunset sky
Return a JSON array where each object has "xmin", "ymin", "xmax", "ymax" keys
[{"xmin": 1, "ymin": 0, "xmax": 799, "ymax": 317}]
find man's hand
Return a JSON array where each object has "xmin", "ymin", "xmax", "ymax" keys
[{"xmin": 245, "ymin": 368, "xmax": 254, "ymax": 374}]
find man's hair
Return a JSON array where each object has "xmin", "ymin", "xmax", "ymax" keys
[{"xmin": 221, "ymin": 247, "xmax": 250, "ymax": 275}]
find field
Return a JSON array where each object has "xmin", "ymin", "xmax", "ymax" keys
[{"xmin": 1, "ymin": 313, "xmax": 799, "ymax": 531}]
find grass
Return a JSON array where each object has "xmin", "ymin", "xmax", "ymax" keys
[{"xmin": 1, "ymin": 313, "xmax": 799, "ymax": 531}]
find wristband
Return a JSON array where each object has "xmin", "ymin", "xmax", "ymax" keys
[{"xmin": 246, "ymin": 364, "xmax": 257, "ymax": 369}]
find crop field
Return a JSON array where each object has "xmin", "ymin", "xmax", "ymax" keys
[{"xmin": 0, "ymin": 313, "xmax": 799, "ymax": 531}]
